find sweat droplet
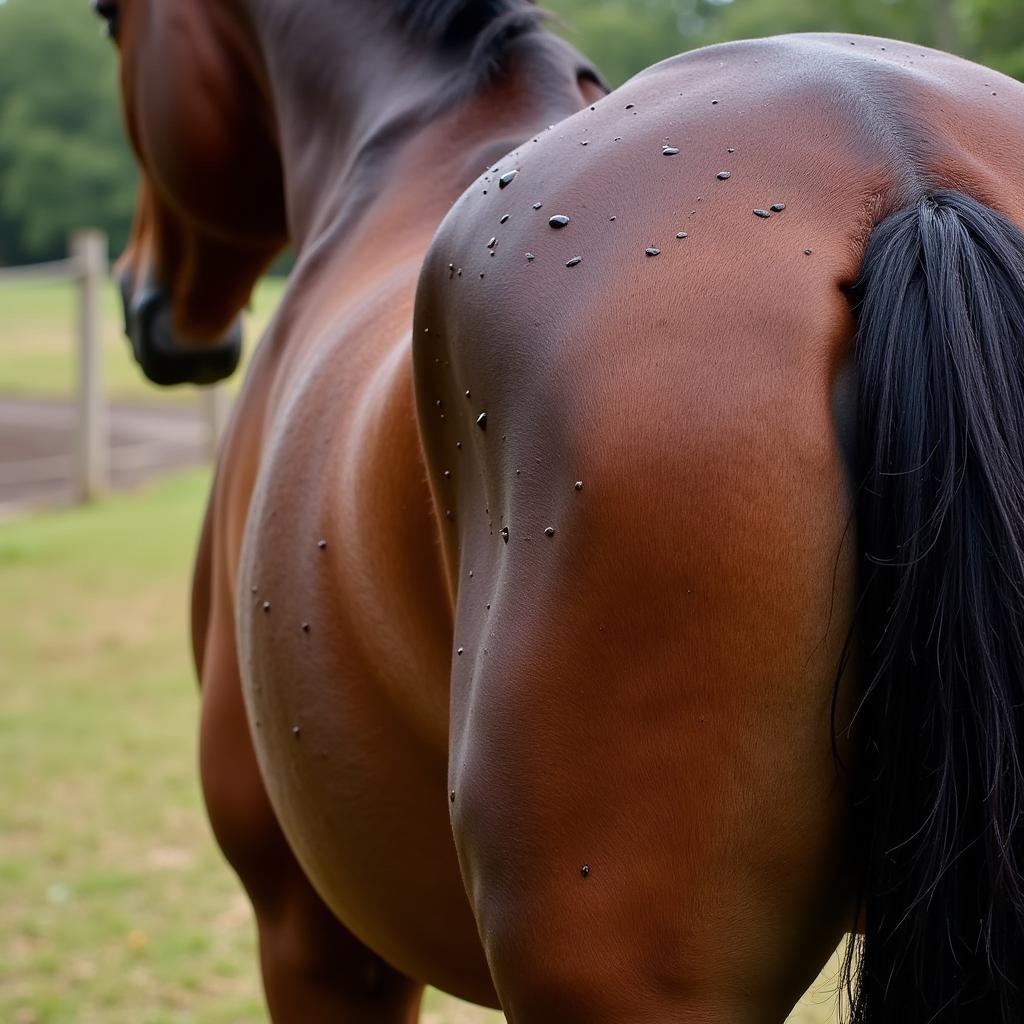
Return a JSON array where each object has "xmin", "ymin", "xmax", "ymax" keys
[
  {"xmin": 525, "ymin": 252, "xmax": 536, "ymax": 261},
  {"xmin": 645, "ymin": 247, "xmax": 661, "ymax": 257},
  {"xmin": 574, "ymin": 480, "xmax": 583, "ymax": 491},
  {"xmin": 500, "ymin": 214, "xmax": 509, "ymax": 224},
  {"xmin": 581, "ymin": 864, "xmax": 590, "ymax": 878},
  {"xmin": 262, "ymin": 601, "xmax": 271, "ymax": 613},
  {"xmin": 770, "ymin": 203, "xmax": 786, "ymax": 212},
  {"xmin": 487, "ymin": 237, "xmax": 497, "ymax": 249},
  {"xmin": 450, "ymin": 790, "xmax": 456, "ymax": 802},
  {"xmin": 566, "ymin": 256, "xmax": 582, "ymax": 267},
  {"xmin": 676, "ymin": 231, "xmax": 688, "ymax": 239},
  {"xmin": 804, "ymin": 248, "xmax": 814, "ymax": 255},
  {"xmin": 457, "ymin": 647, "xmax": 464, "ymax": 656},
  {"xmin": 476, "ymin": 412, "xmax": 488, "ymax": 430},
  {"xmin": 753, "ymin": 209, "xmax": 771, "ymax": 219},
  {"xmin": 318, "ymin": 539, "xmax": 327, "ymax": 549},
  {"xmin": 662, "ymin": 146, "xmax": 679, "ymax": 156},
  {"xmin": 498, "ymin": 170, "xmax": 518, "ymax": 188},
  {"xmin": 716, "ymin": 171, "xmax": 731, "ymax": 180},
  {"xmin": 544, "ymin": 527, "xmax": 555, "ymax": 537},
  {"xmin": 500, "ymin": 526, "xmax": 509, "ymax": 544},
  {"xmin": 302, "ymin": 622, "xmax": 310, "ymax": 633},
  {"xmin": 549, "ymin": 215, "xmax": 570, "ymax": 228},
  {"xmin": 533, "ymin": 202, "xmax": 543, "ymax": 210}
]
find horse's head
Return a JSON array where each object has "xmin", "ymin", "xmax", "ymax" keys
[{"xmin": 96, "ymin": 0, "xmax": 288, "ymax": 385}]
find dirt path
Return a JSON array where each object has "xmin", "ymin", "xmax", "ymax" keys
[{"xmin": 0, "ymin": 395, "xmax": 211, "ymax": 517}]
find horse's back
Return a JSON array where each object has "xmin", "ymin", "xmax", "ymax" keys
[{"xmin": 411, "ymin": 34, "xmax": 1024, "ymax": 1021}]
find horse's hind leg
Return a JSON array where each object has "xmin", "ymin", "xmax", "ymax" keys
[{"xmin": 195, "ymin": 562, "xmax": 423, "ymax": 1022}]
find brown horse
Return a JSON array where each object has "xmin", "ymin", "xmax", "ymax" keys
[{"xmin": 100, "ymin": 1, "xmax": 1024, "ymax": 1021}]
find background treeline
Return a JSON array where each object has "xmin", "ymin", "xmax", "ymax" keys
[{"xmin": 1, "ymin": 0, "xmax": 1022, "ymax": 266}]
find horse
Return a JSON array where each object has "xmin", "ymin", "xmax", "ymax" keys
[{"xmin": 98, "ymin": 0, "xmax": 1024, "ymax": 1019}]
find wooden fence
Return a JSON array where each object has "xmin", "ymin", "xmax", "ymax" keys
[{"xmin": 0, "ymin": 229, "xmax": 228, "ymax": 504}]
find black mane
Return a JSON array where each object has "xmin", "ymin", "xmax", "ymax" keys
[
  {"xmin": 391, "ymin": 0, "xmax": 543, "ymax": 51},
  {"xmin": 386, "ymin": 0, "xmax": 605, "ymax": 117}
]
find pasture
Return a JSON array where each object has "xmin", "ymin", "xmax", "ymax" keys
[{"xmin": 0, "ymin": 283, "xmax": 843, "ymax": 1022}]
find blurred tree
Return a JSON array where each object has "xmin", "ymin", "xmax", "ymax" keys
[
  {"xmin": 548, "ymin": 0, "xmax": 1024, "ymax": 85},
  {"xmin": 0, "ymin": 0, "xmax": 135, "ymax": 265}
]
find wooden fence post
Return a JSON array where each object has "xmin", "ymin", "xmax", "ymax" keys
[
  {"xmin": 71, "ymin": 230, "xmax": 108, "ymax": 502},
  {"xmin": 199, "ymin": 384, "xmax": 230, "ymax": 461}
]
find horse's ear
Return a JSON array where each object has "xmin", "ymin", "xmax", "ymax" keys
[{"xmin": 91, "ymin": 0, "xmax": 119, "ymax": 39}]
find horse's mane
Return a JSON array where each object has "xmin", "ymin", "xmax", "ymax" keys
[
  {"xmin": 391, "ymin": 0, "xmax": 543, "ymax": 52},
  {"xmin": 387, "ymin": 0, "xmax": 606, "ymax": 118}
]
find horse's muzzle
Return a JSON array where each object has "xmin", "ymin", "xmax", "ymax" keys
[{"xmin": 122, "ymin": 281, "xmax": 242, "ymax": 387}]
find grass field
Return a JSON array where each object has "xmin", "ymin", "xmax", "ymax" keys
[
  {"xmin": 0, "ymin": 275, "xmax": 286, "ymax": 405},
  {"xmin": 1, "ymin": 278, "xmax": 845, "ymax": 1021}
]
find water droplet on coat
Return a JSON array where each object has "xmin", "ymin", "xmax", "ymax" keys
[
  {"xmin": 501, "ymin": 526, "xmax": 510, "ymax": 544},
  {"xmin": 662, "ymin": 146, "xmax": 679, "ymax": 156},
  {"xmin": 770, "ymin": 203, "xmax": 786, "ymax": 212},
  {"xmin": 645, "ymin": 247, "xmax": 661, "ymax": 257},
  {"xmin": 549, "ymin": 215, "xmax": 570, "ymax": 228},
  {"xmin": 498, "ymin": 170, "xmax": 518, "ymax": 188},
  {"xmin": 476, "ymin": 412, "xmax": 488, "ymax": 430},
  {"xmin": 566, "ymin": 256, "xmax": 582, "ymax": 267},
  {"xmin": 716, "ymin": 171, "xmax": 731, "ymax": 180},
  {"xmin": 753, "ymin": 209, "xmax": 771, "ymax": 218}
]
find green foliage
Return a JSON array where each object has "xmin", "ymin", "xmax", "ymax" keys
[
  {"xmin": 546, "ymin": 0, "xmax": 1024, "ymax": 85},
  {"xmin": 0, "ymin": 0, "xmax": 136, "ymax": 265}
]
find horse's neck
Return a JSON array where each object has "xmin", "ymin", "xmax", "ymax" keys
[{"xmin": 246, "ymin": 6, "xmax": 601, "ymax": 256}]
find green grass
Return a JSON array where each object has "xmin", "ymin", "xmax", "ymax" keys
[{"xmin": 0, "ymin": 276, "xmax": 286, "ymax": 405}]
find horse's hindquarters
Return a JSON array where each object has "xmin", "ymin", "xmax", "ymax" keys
[
  {"xmin": 440, "ymin": 371, "xmax": 858, "ymax": 1022},
  {"xmin": 413, "ymin": 44, "xmax": 888, "ymax": 1016}
]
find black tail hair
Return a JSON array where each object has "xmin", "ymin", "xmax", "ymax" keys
[{"xmin": 849, "ymin": 190, "xmax": 1024, "ymax": 1021}]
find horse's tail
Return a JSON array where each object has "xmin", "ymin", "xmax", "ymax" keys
[{"xmin": 850, "ymin": 190, "xmax": 1024, "ymax": 1022}]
